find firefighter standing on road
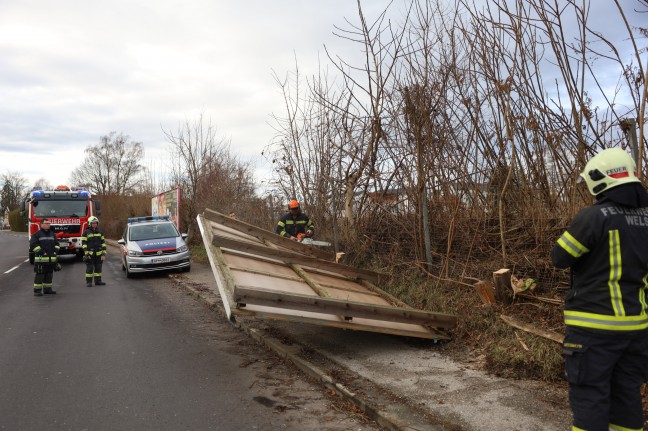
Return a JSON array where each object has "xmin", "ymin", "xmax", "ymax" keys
[
  {"xmin": 82, "ymin": 216, "xmax": 107, "ymax": 287},
  {"xmin": 276, "ymin": 200, "xmax": 315, "ymax": 241},
  {"xmin": 30, "ymin": 218, "xmax": 61, "ymax": 296},
  {"xmin": 552, "ymin": 148, "xmax": 648, "ymax": 431}
]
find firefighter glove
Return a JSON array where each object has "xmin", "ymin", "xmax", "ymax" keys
[
  {"xmin": 54, "ymin": 263, "xmax": 62, "ymax": 272},
  {"xmin": 83, "ymin": 254, "xmax": 90, "ymax": 263},
  {"xmin": 101, "ymin": 255, "xmax": 105, "ymax": 262}
]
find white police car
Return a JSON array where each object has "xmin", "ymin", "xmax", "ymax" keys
[{"xmin": 118, "ymin": 216, "xmax": 190, "ymax": 278}]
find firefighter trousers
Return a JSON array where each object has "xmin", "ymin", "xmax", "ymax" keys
[
  {"xmin": 85, "ymin": 256, "xmax": 103, "ymax": 284},
  {"xmin": 562, "ymin": 326, "xmax": 648, "ymax": 431},
  {"xmin": 33, "ymin": 264, "xmax": 54, "ymax": 292}
]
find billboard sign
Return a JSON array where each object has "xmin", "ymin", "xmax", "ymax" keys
[{"xmin": 152, "ymin": 188, "xmax": 181, "ymax": 230}]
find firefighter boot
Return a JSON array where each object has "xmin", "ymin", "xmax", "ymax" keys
[
  {"xmin": 86, "ymin": 278, "xmax": 93, "ymax": 287},
  {"xmin": 34, "ymin": 288, "xmax": 43, "ymax": 297},
  {"xmin": 43, "ymin": 287, "xmax": 57, "ymax": 295},
  {"xmin": 94, "ymin": 277, "xmax": 106, "ymax": 286}
]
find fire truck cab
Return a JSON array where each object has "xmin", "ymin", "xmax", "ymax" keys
[{"xmin": 21, "ymin": 185, "xmax": 101, "ymax": 264}]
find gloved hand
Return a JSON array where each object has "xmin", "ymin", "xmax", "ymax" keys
[
  {"xmin": 101, "ymin": 254, "xmax": 106, "ymax": 262},
  {"xmin": 290, "ymin": 236, "xmax": 299, "ymax": 241},
  {"xmin": 305, "ymin": 229, "xmax": 313, "ymax": 238},
  {"xmin": 83, "ymin": 254, "xmax": 90, "ymax": 263},
  {"xmin": 54, "ymin": 263, "xmax": 62, "ymax": 272}
]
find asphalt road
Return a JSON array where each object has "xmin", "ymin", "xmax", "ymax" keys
[{"xmin": 0, "ymin": 231, "xmax": 376, "ymax": 431}]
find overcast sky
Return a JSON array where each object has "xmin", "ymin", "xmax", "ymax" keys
[
  {"xmin": 0, "ymin": 1, "xmax": 643, "ymax": 192},
  {"xmin": 0, "ymin": 0, "xmax": 393, "ymax": 190}
]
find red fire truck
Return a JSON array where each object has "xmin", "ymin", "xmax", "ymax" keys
[{"xmin": 21, "ymin": 185, "xmax": 101, "ymax": 263}]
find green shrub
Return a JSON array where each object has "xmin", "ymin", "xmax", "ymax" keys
[{"xmin": 8, "ymin": 208, "xmax": 27, "ymax": 232}]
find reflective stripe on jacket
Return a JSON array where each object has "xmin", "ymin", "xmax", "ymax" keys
[
  {"xmin": 552, "ymin": 202, "xmax": 648, "ymax": 331},
  {"xmin": 82, "ymin": 228, "xmax": 106, "ymax": 256},
  {"xmin": 30, "ymin": 229, "xmax": 60, "ymax": 263},
  {"xmin": 276, "ymin": 212, "xmax": 315, "ymax": 238}
]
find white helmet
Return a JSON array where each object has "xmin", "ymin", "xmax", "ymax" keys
[
  {"xmin": 580, "ymin": 148, "xmax": 641, "ymax": 196},
  {"xmin": 88, "ymin": 216, "xmax": 99, "ymax": 224}
]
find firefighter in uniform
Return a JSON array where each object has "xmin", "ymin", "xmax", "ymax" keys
[
  {"xmin": 552, "ymin": 148, "xmax": 648, "ymax": 431},
  {"xmin": 30, "ymin": 218, "xmax": 61, "ymax": 296},
  {"xmin": 82, "ymin": 216, "xmax": 107, "ymax": 287},
  {"xmin": 276, "ymin": 200, "xmax": 315, "ymax": 241}
]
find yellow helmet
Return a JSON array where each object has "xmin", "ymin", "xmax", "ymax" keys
[{"xmin": 580, "ymin": 148, "xmax": 640, "ymax": 196}]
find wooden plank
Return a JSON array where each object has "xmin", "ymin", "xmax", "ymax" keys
[
  {"xmin": 288, "ymin": 263, "xmax": 331, "ymax": 298},
  {"xmin": 213, "ymin": 234, "xmax": 380, "ymax": 283},
  {"xmin": 228, "ymin": 264, "xmax": 382, "ymax": 298},
  {"xmin": 234, "ymin": 285, "xmax": 457, "ymax": 328},
  {"xmin": 226, "ymin": 250, "xmax": 366, "ymax": 284},
  {"xmin": 196, "ymin": 214, "xmax": 236, "ymax": 321},
  {"xmin": 260, "ymin": 237, "xmax": 333, "ymax": 300},
  {"xmin": 203, "ymin": 208, "xmax": 336, "ymax": 261},
  {"xmin": 359, "ymin": 279, "xmax": 413, "ymax": 310},
  {"xmin": 232, "ymin": 308, "xmax": 449, "ymax": 340},
  {"xmin": 499, "ymin": 314, "xmax": 564, "ymax": 344}
]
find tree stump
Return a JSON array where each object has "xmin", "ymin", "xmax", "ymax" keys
[{"xmin": 493, "ymin": 268, "xmax": 513, "ymax": 305}]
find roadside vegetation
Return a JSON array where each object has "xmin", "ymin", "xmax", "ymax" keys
[{"xmin": 1, "ymin": 0, "xmax": 646, "ymax": 389}]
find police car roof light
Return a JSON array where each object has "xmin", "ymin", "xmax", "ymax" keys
[{"xmin": 127, "ymin": 215, "xmax": 170, "ymax": 223}]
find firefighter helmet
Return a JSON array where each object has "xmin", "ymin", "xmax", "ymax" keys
[
  {"xmin": 580, "ymin": 148, "xmax": 640, "ymax": 196},
  {"xmin": 88, "ymin": 216, "xmax": 99, "ymax": 224},
  {"xmin": 288, "ymin": 200, "xmax": 300, "ymax": 209}
]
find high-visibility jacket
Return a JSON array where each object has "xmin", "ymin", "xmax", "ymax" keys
[
  {"xmin": 552, "ymin": 201, "xmax": 648, "ymax": 332},
  {"xmin": 82, "ymin": 227, "xmax": 106, "ymax": 256},
  {"xmin": 276, "ymin": 212, "xmax": 315, "ymax": 239},
  {"xmin": 30, "ymin": 228, "xmax": 60, "ymax": 264}
]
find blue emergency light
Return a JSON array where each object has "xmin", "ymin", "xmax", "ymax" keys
[{"xmin": 128, "ymin": 215, "xmax": 170, "ymax": 223}]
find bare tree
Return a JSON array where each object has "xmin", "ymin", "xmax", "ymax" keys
[
  {"xmin": 163, "ymin": 113, "xmax": 258, "ymax": 241},
  {"xmin": 33, "ymin": 178, "xmax": 52, "ymax": 190},
  {"xmin": 268, "ymin": 0, "xmax": 647, "ymax": 290},
  {"xmin": 70, "ymin": 132, "xmax": 145, "ymax": 196}
]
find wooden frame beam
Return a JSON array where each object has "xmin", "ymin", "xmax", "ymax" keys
[
  {"xmin": 196, "ymin": 214, "xmax": 237, "ymax": 321},
  {"xmin": 231, "ymin": 309, "xmax": 450, "ymax": 340},
  {"xmin": 234, "ymin": 286, "xmax": 457, "ymax": 328},
  {"xmin": 203, "ymin": 209, "xmax": 335, "ymax": 261}
]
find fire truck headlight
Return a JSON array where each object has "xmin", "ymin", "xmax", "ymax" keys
[
  {"xmin": 128, "ymin": 250, "xmax": 143, "ymax": 257},
  {"xmin": 177, "ymin": 245, "xmax": 188, "ymax": 253}
]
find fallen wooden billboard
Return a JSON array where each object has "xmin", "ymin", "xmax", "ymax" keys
[{"xmin": 197, "ymin": 209, "xmax": 456, "ymax": 340}]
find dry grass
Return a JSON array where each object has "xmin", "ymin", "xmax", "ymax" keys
[
  {"xmin": 189, "ymin": 244, "xmax": 209, "ymax": 264},
  {"xmin": 382, "ymin": 267, "xmax": 565, "ymax": 382}
]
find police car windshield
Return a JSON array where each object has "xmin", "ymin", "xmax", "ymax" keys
[{"xmin": 129, "ymin": 223, "xmax": 180, "ymax": 241}]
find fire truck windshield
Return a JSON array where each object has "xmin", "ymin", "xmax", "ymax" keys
[{"xmin": 33, "ymin": 200, "xmax": 88, "ymax": 218}]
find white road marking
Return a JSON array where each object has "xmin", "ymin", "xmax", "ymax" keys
[{"xmin": 4, "ymin": 265, "xmax": 20, "ymax": 274}]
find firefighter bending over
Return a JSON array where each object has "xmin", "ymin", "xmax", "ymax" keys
[
  {"xmin": 82, "ymin": 216, "xmax": 107, "ymax": 287},
  {"xmin": 552, "ymin": 148, "xmax": 648, "ymax": 431},
  {"xmin": 276, "ymin": 200, "xmax": 315, "ymax": 241},
  {"xmin": 30, "ymin": 218, "xmax": 61, "ymax": 296}
]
